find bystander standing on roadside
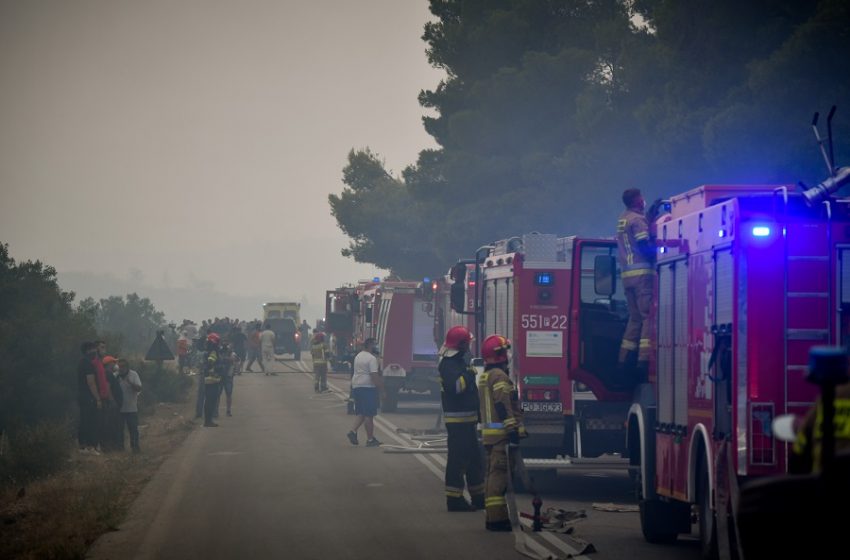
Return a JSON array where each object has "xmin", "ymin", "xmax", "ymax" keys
[
  {"xmin": 260, "ymin": 322, "xmax": 276, "ymax": 375},
  {"xmin": 77, "ymin": 342, "xmax": 101, "ymax": 455},
  {"xmin": 177, "ymin": 331, "xmax": 190, "ymax": 375},
  {"xmin": 229, "ymin": 324, "xmax": 247, "ymax": 375},
  {"xmin": 299, "ymin": 320, "xmax": 311, "ymax": 350},
  {"xmin": 346, "ymin": 338, "xmax": 384, "ymax": 447},
  {"xmin": 102, "ymin": 355, "xmax": 125, "ymax": 451},
  {"xmin": 219, "ymin": 342, "xmax": 236, "ymax": 417},
  {"xmin": 245, "ymin": 322, "xmax": 265, "ymax": 373},
  {"xmin": 116, "ymin": 358, "xmax": 142, "ymax": 452},
  {"xmin": 92, "ymin": 340, "xmax": 118, "ymax": 451}
]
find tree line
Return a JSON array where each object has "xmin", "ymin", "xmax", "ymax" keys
[
  {"xmin": 330, "ymin": 0, "xmax": 850, "ymax": 279},
  {"xmin": 0, "ymin": 243, "xmax": 184, "ymax": 483}
]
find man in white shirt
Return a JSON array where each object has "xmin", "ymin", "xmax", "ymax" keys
[
  {"xmin": 260, "ymin": 322, "xmax": 276, "ymax": 375},
  {"xmin": 116, "ymin": 358, "xmax": 143, "ymax": 453},
  {"xmin": 347, "ymin": 338, "xmax": 385, "ymax": 447}
]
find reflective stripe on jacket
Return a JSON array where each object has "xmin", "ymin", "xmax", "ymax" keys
[
  {"xmin": 617, "ymin": 209, "xmax": 654, "ymax": 275},
  {"xmin": 477, "ymin": 366, "xmax": 523, "ymax": 445},
  {"xmin": 793, "ymin": 382, "xmax": 850, "ymax": 472},
  {"xmin": 311, "ymin": 342, "xmax": 328, "ymax": 365}
]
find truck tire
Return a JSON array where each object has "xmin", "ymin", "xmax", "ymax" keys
[
  {"xmin": 382, "ymin": 387, "xmax": 399, "ymax": 412},
  {"xmin": 639, "ymin": 499, "xmax": 681, "ymax": 544},
  {"xmin": 698, "ymin": 461, "xmax": 718, "ymax": 559}
]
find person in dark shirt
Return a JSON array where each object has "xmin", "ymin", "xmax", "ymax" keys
[
  {"xmin": 229, "ymin": 325, "xmax": 247, "ymax": 375},
  {"xmin": 438, "ymin": 326, "xmax": 485, "ymax": 511},
  {"xmin": 77, "ymin": 341, "xmax": 101, "ymax": 454}
]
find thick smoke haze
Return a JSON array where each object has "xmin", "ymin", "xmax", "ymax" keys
[{"xmin": 0, "ymin": 0, "xmax": 443, "ymax": 323}]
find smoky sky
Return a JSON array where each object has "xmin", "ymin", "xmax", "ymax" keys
[{"xmin": 0, "ymin": 0, "xmax": 443, "ymax": 320}]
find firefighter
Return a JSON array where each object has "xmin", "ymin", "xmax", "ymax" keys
[
  {"xmin": 311, "ymin": 332, "xmax": 330, "ymax": 393},
  {"xmin": 790, "ymin": 380, "xmax": 850, "ymax": 474},
  {"xmin": 438, "ymin": 326, "xmax": 485, "ymax": 512},
  {"xmin": 478, "ymin": 334, "xmax": 526, "ymax": 532},
  {"xmin": 202, "ymin": 333, "xmax": 223, "ymax": 427},
  {"xmin": 616, "ymin": 188, "xmax": 656, "ymax": 379}
]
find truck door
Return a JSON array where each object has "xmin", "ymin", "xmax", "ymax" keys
[
  {"xmin": 711, "ymin": 248, "xmax": 734, "ymax": 440},
  {"xmin": 577, "ymin": 242, "xmax": 628, "ymax": 390}
]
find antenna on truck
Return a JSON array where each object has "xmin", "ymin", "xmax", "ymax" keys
[
  {"xmin": 802, "ymin": 106, "xmax": 850, "ymax": 206},
  {"xmin": 811, "ymin": 107, "xmax": 836, "ymax": 177}
]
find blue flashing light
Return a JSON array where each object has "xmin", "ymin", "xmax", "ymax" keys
[
  {"xmin": 659, "ymin": 246, "xmax": 667, "ymax": 254},
  {"xmin": 752, "ymin": 226, "xmax": 771, "ymax": 237},
  {"xmin": 372, "ymin": 276, "xmax": 381, "ymax": 283},
  {"xmin": 718, "ymin": 229, "xmax": 726, "ymax": 238},
  {"xmin": 423, "ymin": 276, "xmax": 431, "ymax": 284}
]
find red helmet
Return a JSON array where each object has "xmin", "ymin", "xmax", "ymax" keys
[
  {"xmin": 206, "ymin": 333, "xmax": 221, "ymax": 345},
  {"xmin": 444, "ymin": 326, "xmax": 473, "ymax": 350},
  {"xmin": 481, "ymin": 335, "xmax": 511, "ymax": 365},
  {"xmin": 312, "ymin": 332, "xmax": 325, "ymax": 342}
]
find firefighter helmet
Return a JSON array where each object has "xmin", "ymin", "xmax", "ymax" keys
[
  {"xmin": 206, "ymin": 333, "xmax": 221, "ymax": 345},
  {"xmin": 481, "ymin": 335, "xmax": 511, "ymax": 365},
  {"xmin": 444, "ymin": 326, "xmax": 473, "ymax": 350}
]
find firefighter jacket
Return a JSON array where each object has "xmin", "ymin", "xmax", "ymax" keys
[
  {"xmin": 438, "ymin": 351, "xmax": 479, "ymax": 424},
  {"xmin": 477, "ymin": 365, "xmax": 524, "ymax": 445},
  {"xmin": 203, "ymin": 349, "xmax": 221, "ymax": 385},
  {"xmin": 793, "ymin": 381, "xmax": 850, "ymax": 472},
  {"xmin": 311, "ymin": 341, "xmax": 328, "ymax": 365},
  {"xmin": 617, "ymin": 208, "xmax": 654, "ymax": 279}
]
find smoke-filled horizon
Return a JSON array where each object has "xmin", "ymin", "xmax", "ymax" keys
[{"xmin": 0, "ymin": 0, "xmax": 444, "ymax": 320}]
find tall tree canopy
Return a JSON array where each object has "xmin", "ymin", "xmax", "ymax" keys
[{"xmin": 331, "ymin": 0, "xmax": 850, "ymax": 278}]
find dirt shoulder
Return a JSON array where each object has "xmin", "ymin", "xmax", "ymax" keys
[{"xmin": 0, "ymin": 392, "xmax": 197, "ymax": 559}]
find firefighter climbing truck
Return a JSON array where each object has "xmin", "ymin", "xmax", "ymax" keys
[
  {"xmin": 587, "ymin": 179, "xmax": 850, "ymax": 555},
  {"xmin": 446, "ymin": 233, "xmax": 632, "ymax": 460}
]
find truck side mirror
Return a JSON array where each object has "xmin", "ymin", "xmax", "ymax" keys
[
  {"xmin": 450, "ymin": 263, "xmax": 467, "ymax": 313},
  {"xmin": 594, "ymin": 255, "xmax": 616, "ymax": 297}
]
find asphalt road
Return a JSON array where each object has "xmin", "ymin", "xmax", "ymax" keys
[{"xmin": 90, "ymin": 357, "xmax": 701, "ymax": 560}]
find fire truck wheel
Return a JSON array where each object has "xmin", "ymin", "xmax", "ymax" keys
[
  {"xmin": 639, "ymin": 499, "xmax": 680, "ymax": 544},
  {"xmin": 698, "ymin": 464, "xmax": 718, "ymax": 559}
]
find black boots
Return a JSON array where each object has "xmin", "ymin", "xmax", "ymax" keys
[
  {"xmin": 446, "ymin": 497, "xmax": 475, "ymax": 512},
  {"xmin": 485, "ymin": 520, "xmax": 512, "ymax": 532},
  {"xmin": 471, "ymin": 494, "xmax": 485, "ymax": 510}
]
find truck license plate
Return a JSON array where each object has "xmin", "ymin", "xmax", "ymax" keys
[{"xmin": 521, "ymin": 402, "xmax": 563, "ymax": 413}]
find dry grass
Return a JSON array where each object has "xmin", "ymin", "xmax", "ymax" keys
[{"xmin": 0, "ymin": 397, "xmax": 196, "ymax": 559}]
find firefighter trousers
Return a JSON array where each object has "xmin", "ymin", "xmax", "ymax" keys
[
  {"xmin": 445, "ymin": 422, "xmax": 485, "ymax": 503},
  {"xmin": 484, "ymin": 440, "xmax": 516, "ymax": 523},
  {"xmin": 620, "ymin": 274, "xmax": 654, "ymax": 363},
  {"xmin": 314, "ymin": 363, "xmax": 328, "ymax": 392}
]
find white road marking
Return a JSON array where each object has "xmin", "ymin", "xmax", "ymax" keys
[{"xmin": 312, "ymin": 367, "xmax": 591, "ymax": 559}]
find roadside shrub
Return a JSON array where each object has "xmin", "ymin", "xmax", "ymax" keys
[
  {"xmin": 136, "ymin": 362, "xmax": 191, "ymax": 413},
  {"xmin": 0, "ymin": 421, "xmax": 72, "ymax": 484}
]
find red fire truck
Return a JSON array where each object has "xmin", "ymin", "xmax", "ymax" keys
[
  {"xmin": 347, "ymin": 279, "xmax": 441, "ymax": 411},
  {"xmin": 594, "ymin": 182, "xmax": 850, "ymax": 555},
  {"xmin": 447, "ymin": 233, "xmax": 632, "ymax": 460},
  {"xmin": 324, "ymin": 286, "xmax": 360, "ymax": 371}
]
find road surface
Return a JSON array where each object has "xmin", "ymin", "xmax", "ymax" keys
[{"xmin": 90, "ymin": 356, "xmax": 701, "ymax": 560}]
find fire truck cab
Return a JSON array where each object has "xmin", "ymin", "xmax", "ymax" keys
[
  {"xmin": 450, "ymin": 233, "xmax": 633, "ymax": 461},
  {"xmin": 612, "ymin": 184, "xmax": 850, "ymax": 553}
]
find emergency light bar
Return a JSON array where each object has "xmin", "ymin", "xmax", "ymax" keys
[{"xmin": 752, "ymin": 226, "xmax": 771, "ymax": 237}]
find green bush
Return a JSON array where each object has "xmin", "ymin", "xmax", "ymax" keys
[
  {"xmin": 0, "ymin": 421, "xmax": 72, "ymax": 484},
  {"xmin": 135, "ymin": 362, "xmax": 191, "ymax": 413}
]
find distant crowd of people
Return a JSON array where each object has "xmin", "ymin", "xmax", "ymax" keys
[{"xmin": 76, "ymin": 340, "xmax": 142, "ymax": 455}]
